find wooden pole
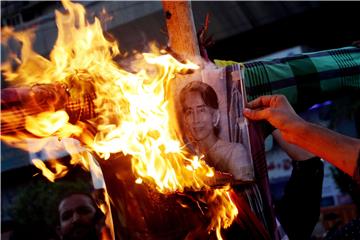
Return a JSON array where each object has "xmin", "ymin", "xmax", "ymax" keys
[
  {"xmin": 161, "ymin": 1, "xmax": 201, "ymax": 172},
  {"xmin": 162, "ymin": 1, "xmax": 200, "ymax": 60}
]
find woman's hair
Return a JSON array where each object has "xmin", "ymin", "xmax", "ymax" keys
[
  {"xmin": 179, "ymin": 81, "xmax": 220, "ymax": 136},
  {"xmin": 179, "ymin": 81, "xmax": 219, "ymax": 112}
]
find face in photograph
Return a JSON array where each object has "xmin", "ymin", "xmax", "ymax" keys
[
  {"xmin": 180, "ymin": 81, "xmax": 220, "ymax": 146},
  {"xmin": 183, "ymin": 91, "xmax": 217, "ymax": 141}
]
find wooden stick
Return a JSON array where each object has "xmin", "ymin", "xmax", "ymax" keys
[{"xmin": 162, "ymin": 1, "xmax": 200, "ymax": 60}]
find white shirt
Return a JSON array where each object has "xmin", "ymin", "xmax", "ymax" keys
[{"xmin": 206, "ymin": 139, "xmax": 254, "ymax": 181}]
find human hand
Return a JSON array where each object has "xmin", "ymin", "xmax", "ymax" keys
[{"xmin": 243, "ymin": 95, "xmax": 306, "ymax": 143}]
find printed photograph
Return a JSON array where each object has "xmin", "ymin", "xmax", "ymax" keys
[{"xmin": 176, "ymin": 65, "xmax": 255, "ymax": 183}]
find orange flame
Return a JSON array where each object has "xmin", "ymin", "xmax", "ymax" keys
[
  {"xmin": 1, "ymin": 0, "xmax": 239, "ymax": 237},
  {"xmin": 25, "ymin": 111, "xmax": 83, "ymax": 138},
  {"xmin": 207, "ymin": 187, "xmax": 239, "ymax": 240},
  {"xmin": 32, "ymin": 158, "xmax": 68, "ymax": 182}
]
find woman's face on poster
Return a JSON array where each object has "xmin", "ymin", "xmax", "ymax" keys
[{"xmin": 183, "ymin": 91, "xmax": 216, "ymax": 142}]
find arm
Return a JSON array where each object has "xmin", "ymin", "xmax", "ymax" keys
[
  {"xmin": 272, "ymin": 129, "xmax": 315, "ymax": 161},
  {"xmin": 289, "ymin": 120, "xmax": 359, "ymax": 176},
  {"xmin": 243, "ymin": 95, "xmax": 360, "ymax": 177}
]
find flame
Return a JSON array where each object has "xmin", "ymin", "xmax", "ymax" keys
[
  {"xmin": 31, "ymin": 158, "xmax": 69, "ymax": 182},
  {"xmin": 207, "ymin": 187, "xmax": 239, "ymax": 240},
  {"xmin": 1, "ymin": 0, "xmax": 239, "ymax": 237},
  {"xmin": 25, "ymin": 110, "xmax": 83, "ymax": 138}
]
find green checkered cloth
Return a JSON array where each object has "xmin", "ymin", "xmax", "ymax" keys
[{"xmin": 215, "ymin": 46, "xmax": 360, "ymax": 108}]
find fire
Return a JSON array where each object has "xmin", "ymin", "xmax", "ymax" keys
[
  {"xmin": 32, "ymin": 158, "xmax": 68, "ymax": 182},
  {"xmin": 25, "ymin": 110, "xmax": 83, "ymax": 138},
  {"xmin": 207, "ymin": 187, "xmax": 239, "ymax": 239},
  {"xmin": 1, "ymin": 0, "xmax": 238, "ymax": 238}
]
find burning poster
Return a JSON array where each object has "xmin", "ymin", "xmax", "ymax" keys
[
  {"xmin": 175, "ymin": 64, "xmax": 255, "ymax": 183},
  {"xmin": 1, "ymin": 1, "xmax": 275, "ymax": 239},
  {"xmin": 170, "ymin": 63, "xmax": 275, "ymax": 239}
]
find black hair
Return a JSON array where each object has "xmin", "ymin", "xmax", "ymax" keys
[
  {"xmin": 179, "ymin": 81, "xmax": 219, "ymax": 112},
  {"xmin": 179, "ymin": 81, "xmax": 220, "ymax": 136}
]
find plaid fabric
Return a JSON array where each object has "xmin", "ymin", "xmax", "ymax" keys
[
  {"xmin": 1, "ymin": 85, "xmax": 62, "ymax": 134},
  {"xmin": 216, "ymin": 46, "xmax": 360, "ymax": 108},
  {"xmin": 65, "ymin": 93, "xmax": 97, "ymax": 124},
  {"xmin": 1, "ymin": 85, "xmax": 96, "ymax": 134},
  {"xmin": 1, "ymin": 107, "xmax": 42, "ymax": 134}
]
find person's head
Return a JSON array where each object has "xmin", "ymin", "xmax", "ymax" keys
[
  {"xmin": 179, "ymin": 81, "xmax": 220, "ymax": 143},
  {"xmin": 57, "ymin": 192, "xmax": 104, "ymax": 240}
]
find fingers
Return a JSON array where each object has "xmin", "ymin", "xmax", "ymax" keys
[
  {"xmin": 243, "ymin": 108, "xmax": 270, "ymax": 121},
  {"xmin": 247, "ymin": 95, "xmax": 274, "ymax": 109},
  {"xmin": 247, "ymin": 95, "xmax": 290, "ymax": 110}
]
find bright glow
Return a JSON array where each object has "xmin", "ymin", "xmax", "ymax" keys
[
  {"xmin": 135, "ymin": 178, "xmax": 143, "ymax": 184},
  {"xmin": 31, "ymin": 158, "xmax": 68, "ymax": 182},
  {"xmin": 207, "ymin": 187, "xmax": 239, "ymax": 240},
  {"xmin": 25, "ymin": 111, "xmax": 82, "ymax": 138},
  {"xmin": 1, "ymin": 0, "xmax": 238, "ymax": 237}
]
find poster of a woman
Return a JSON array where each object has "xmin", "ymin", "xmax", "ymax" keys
[
  {"xmin": 177, "ymin": 64, "xmax": 255, "ymax": 183},
  {"xmin": 179, "ymin": 80, "xmax": 254, "ymax": 182},
  {"xmin": 174, "ymin": 65, "xmax": 275, "ymax": 238}
]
